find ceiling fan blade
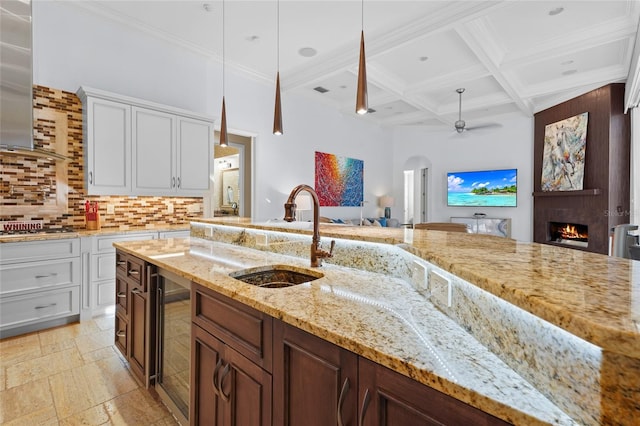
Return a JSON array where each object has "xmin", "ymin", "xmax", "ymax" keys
[{"xmin": 465, "ymin": 122, "xmax": 503, "ymax": 131}]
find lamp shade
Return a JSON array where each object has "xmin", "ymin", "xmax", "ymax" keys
[
  {"xmin": 379, "ymin": 196, "xmax": 394, "ymax": 208},
  {"xmin": 295, "ymin": 193, "xmax": 312, "ymax": 211}
]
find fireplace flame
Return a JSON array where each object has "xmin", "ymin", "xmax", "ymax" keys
[{"xmin": 560, "ymin": 224, "xmax": 588, "ymax": 240}]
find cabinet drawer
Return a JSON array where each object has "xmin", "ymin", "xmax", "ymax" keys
[
  {"xmin": 125, "ymin": 256, "xmax": 145, "ymax": 288},
  {"xmin": 0, "ymin": 258, "xmax": 80, "ymax": 296},
  {"xmin": 93, "ymin": 232, "xmax": 155, "ymax": 254},
  {"xmin": 115, "ymin": 312, "xmax": 129, "ymax": 358},
  {"xmin": 0, "ymin": 286, "xmax": 79, "ymax": 330},
  {"xmin": 193, "ymin": 285, "xmax": 272, "ymax": 371},
  {"xmin": 115, "ymin": 276, "xmax": 128, "ymax": 315},
  {"xmin": 0, "ymin": 238, "xmax": 79, "ymax": 264}
]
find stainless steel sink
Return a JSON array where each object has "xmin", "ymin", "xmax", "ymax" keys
[{"xmin": 229, "ymin": 264, "xmax": 323, "ymax": 288}]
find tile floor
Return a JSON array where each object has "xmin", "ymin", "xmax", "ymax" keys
[{"xmin": 0, "ymin": 314, "xmax": 179, "ymax": 425}]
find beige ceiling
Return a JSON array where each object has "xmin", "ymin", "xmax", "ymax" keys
[{"xmin": 72, "ymin": 0, "xmax": 640, "ymax": 130}]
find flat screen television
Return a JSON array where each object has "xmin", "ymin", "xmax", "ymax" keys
[{"xmin": 447, "ymin": 168, "xmax": 517, "ymax": 207}]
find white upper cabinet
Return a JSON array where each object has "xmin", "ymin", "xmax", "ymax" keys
[
  {"xmin": 78, "ymin": 87, "xmax": 213, "ymax": 197},
  {"xmin": 83, "ymin": 97, "xmax": 132, "ymax": 195},
  {"xmin": 132, "ymin": 107, "xmax": 176, "ymax": 195},
  {"xmin": 177, "ymin": 117, "xmax": 212, "ymax": 194}
]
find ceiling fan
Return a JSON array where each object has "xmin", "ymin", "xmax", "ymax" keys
[{"xmin": 454, "ymin": 88, "xmax": 501, "ymax": 133}]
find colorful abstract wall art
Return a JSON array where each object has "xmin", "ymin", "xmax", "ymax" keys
[
  {"xmin": 314, "ymin": 151, "xmax": 364, "ymax": 206},
  {"xmin": 541, "ymin": 112, "xmax": 588, "ymax": 191}
]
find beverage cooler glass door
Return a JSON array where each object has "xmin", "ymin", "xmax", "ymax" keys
[{"xmin": 156, "ymin": 268, "xmax": 191, "ymax": 425}]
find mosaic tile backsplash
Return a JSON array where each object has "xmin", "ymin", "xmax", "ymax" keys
[{"xmin": 0, "ymin": 86, "xmax": 203, "ymax": 229}]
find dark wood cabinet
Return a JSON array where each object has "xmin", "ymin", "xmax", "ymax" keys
[
  {"xmin": 273, "ymin": 321, "xmax": 358, "ymax": 426},
  {"xmin": 114, "ymin": 250, "xmax": 155, "ymax": 388},
  {"xmin": 191, "ymin": 284, "xmax": 273, "ymax": 426},
  {"xmin": 358, "ymin": 357, "xmax": 511, "ymax": 426},
  {"xmin": 273, "ymin": 321, "xmax": 510, "ymax": 426}
]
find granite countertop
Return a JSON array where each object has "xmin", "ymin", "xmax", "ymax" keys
[
  {"xmin": 0, "ymin": 224, "xmax": 190, "ymax": 243},
  {"xmin": 196, "ymin": 217, "xmax": 640, "ymax": 360},
  {"xmin": 114, "ymin": 236, "xmax": 575, "ymax": 425}
]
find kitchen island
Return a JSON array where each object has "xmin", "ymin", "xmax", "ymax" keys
[{"xmin": 113, "ymin": 218, "xmax": 640, "ymax": 425}]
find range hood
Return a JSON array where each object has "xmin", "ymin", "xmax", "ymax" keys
[{"xmin": 0, "ymin": 0, "xmax": 67, "ymax": 161}]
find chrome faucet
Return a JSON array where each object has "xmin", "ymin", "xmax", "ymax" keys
[{"xmin": 284, "ymin": 184, "xmax": 335, "ymax": 267}]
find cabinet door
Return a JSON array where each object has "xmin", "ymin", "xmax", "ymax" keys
[
  {"xmin": 358, "ymin": 357, "xmax": 510, "ymax": 426},
  {"xmin": 176, "ymin": 117, "xmax": 212, "ymax": 195},
  {"xmin": 85, "ymin": 98, "xmax": 131, "ymax": 195},
  {"xmin": 191, "ymin": 324, "xmax": 272, "ymax": 426},
  {"xmin": 128, "ymin": 283, "xmax": 148, "ymax": 385},
  {"xmin": 273, "ymin": 321, "xmax": 358, "ymax": 426},
  {"xmin": 191, "ymin": 324, "xmax": 226, "ymax": 426},
  {"xmin": 132, "ymin": 107, "xmax": 176, "ymax": 195}
]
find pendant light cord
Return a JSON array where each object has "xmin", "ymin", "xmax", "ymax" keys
[
  {"xmin": 222, "ymin": 0, "xmax": 225, "ymax": 97},
  {"xmin": 277, "ymin": 0, "xmax": 280, "ymax": 71},
  {"xmin": 361, "ymin": 0, "xmax": 364, "ymax": 31}
]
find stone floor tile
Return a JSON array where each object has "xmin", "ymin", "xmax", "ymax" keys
[
  {"xmin": 6, "ymin": 346, "xmax": 84, "ymax": 389},
  {"xmin": 0, "ymin": 377, "xmax": 57, "ymax": 424},
  {"xmin": 0, "ymin": 334, "xmax": 42, "ymax": 368},
  {"xmin": 48, "ymin": 355, "xmax": 138, "ymax": 419},
  {"xmin": 74, "ymin": 328, "xmax": 116, "ymax": 355}
]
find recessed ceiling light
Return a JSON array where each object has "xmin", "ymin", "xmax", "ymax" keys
[
  {"xmin": 313, "ymin": 86, "xmax": 329, "ymax": 93},
  {"xmin": 245, "ymin": 35, "xmax": 260, "ymax": 42},
  {"xmin": 298, "ymin": 47, "xmax": 317, "ymax": 57},
  {"xmin": 561, "ymin": 60, "xmax": 574, "ymax": 66},
  {"xmin": 548, "ymin": 7, "xmax": 564, "ymax": 16},
  {"xmin": 419, "ymin": 56, "xmax": 429, "ymax": 62},
  {"xmin": 562, "ymin": 69, "xmax": 577, "ymax": 76}
]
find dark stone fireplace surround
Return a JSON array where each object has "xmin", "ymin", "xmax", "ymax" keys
[{"xmin": 533, "ymin": 84, "xmax": 630, "ymax": 255}]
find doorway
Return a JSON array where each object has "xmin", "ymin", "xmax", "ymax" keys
[
  {"xmin": 403, "ymin": 155, "xmax": 432, "ymax": 226},
  {"xmin": 210, "ymin": 131, "xmax": 252, "ymax": 218},
  {"xmin": 403, "ymin": 167, "xmax": 428, "ymax": 225}
]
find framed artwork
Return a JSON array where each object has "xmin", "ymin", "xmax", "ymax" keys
[
  {"xmin": 541, "ymin": 112, "xmax": 588, "ymax": 191},
  {"xmin": 314, "ymin": 151, "xmax": 363, "ymax": 206}
]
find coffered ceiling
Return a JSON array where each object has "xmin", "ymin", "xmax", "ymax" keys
[{"xmin": 71, "ymin": 0, "xmax": 640, "ymax": 130}]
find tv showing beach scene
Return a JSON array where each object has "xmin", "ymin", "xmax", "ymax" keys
[{"xmin": 447, "ymin": 168, "xmax": 517, "ymax": 207}]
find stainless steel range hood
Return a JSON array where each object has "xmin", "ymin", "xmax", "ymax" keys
[{"xmin": 0, "ymin": 0, "xmax": 67, "ymax": 161}]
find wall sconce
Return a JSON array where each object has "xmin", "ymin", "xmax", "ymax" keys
[
  {"xmin": 295, "ymin": 193, "xmax": 312, "ymax": 221},
  {"xmin": 379, "ymin": 195, "xmax": 394, "ymax": 219}
]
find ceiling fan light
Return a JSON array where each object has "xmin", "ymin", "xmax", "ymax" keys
[{"xmin": 356, "ymin": 30, "xmax": 368, "ymax": 115}]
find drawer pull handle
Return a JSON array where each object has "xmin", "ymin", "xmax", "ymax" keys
[
  {"xmin": 128, "ymin": 270, "xmax": 139, "ymax": 276},
  {"xmin": 116, "ymin": 330, "xmax": 126, "ymax": 338},
  {"xmin": 337, "ymin": 377, "xmax": 350, "ymax": 426},
  {"xmin": 35, "ymin": 273, "xmax": 58, "ymax": 278},
  {"xmin": 218, "ymin": 363, "xmax": 231, "ymax": 402},
  {"xmin": 117, "ymin": 292, "xmax": 126, "ymax": 298},
  {"xmin": 35, "ymin": 303, "xmax": 57, "ymax": 309},
  {"xmin": 130, "ymin": 288, "xmax": 142, "ymax": 295},
  {"xmin": 358, "ymin": 388, "xmax": 371, "ymax": 426},
  {"xmin": 212, "ymin": 358, "xmax": 223, "ymax": 396},
  {"xmin": 116, "ymin": 261, "xmax": 126, "ymax": 266}
]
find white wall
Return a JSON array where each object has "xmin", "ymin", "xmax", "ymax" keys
[
  {"xmin": 32, "ymin": 1, "xmax": 393, "ymax": 221},
  {"xmin": 391, "ymin": 114, "xmax": 534, "ymax": 242}
]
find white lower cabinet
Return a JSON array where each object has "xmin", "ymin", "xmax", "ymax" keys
[
  {"xmin": 0, "ymin": 238, "xmax": 81, "ymax": 338},
  {"xmin": 82, "ymin": 232, "xmax": 157, "ymax": 318},
  {"xmin": 81, "ymin": 229, "xmax": 190, "ymax": 318}
]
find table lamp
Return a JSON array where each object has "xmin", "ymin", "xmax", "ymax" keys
[{"xmin": 379, "ymin": 196, "xmax": 394, "ymax": 219}]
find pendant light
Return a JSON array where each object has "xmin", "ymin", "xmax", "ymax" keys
[
  {"xmin": 355, "ymin": 0, "xmax": 368, "ymax": 115},
  {"xmin": 219, "ymin": 0, "xmax": 229, "ymax": 147},
  {"xmin": 273, "ymin": 0, "xmax": 283, "ymax": 135}
]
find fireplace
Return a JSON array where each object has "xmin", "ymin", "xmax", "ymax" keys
[{"xmin": 549, "ymin": 222, "xmax": 588, "ymax": 248}]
